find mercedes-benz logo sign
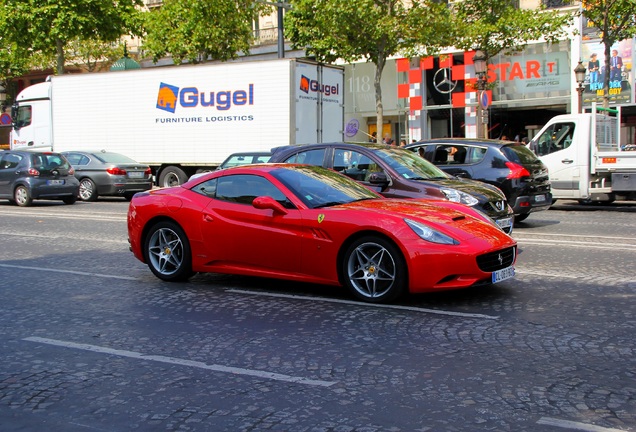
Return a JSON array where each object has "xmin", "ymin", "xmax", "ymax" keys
[{"xmin": 433, "ymin": 68, "xmax": 457, "ymax": 94}]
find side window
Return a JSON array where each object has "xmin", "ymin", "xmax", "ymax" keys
[
  {"xmin": 467, "ymin": 146, "xmax": 488, "ymax": 164},
  {"xmin": 333, "ymin": 149, "xmax": 375, "ymax": 182},
  {"xmin": 65, "ymin": 153, "xmax": 88, "ymax": 166},
  {"xmin": 283, "ymin": 149, "xmax": 326, "ymax": 166},
  {"xmin": 191, "ymin": 178, "xmax": 217, "ymax": 197},
  {"xmin": 0, "ymin": 154, "xmax": 23, "ymax": 170},
  {"xmin": 535, "ymin": 122, "xmax": 575, "ymax": 156},
  {"xmin": 15, "ymin": 106, "xmax": 32, "ymax": 128},
  {"xmin": 214, "ymin": 174, "xmax": 291, "ymax": 207}
]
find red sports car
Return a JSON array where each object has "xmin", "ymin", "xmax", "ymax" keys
[{"xmin": 128, "ymin": 164, "xmax": 517, "ymax": 303}]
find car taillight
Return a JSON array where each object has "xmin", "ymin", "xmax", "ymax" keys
[
  {"xmin": 505, "ymin": 161, "xmax": 530, "ymax": 179},
  {"xmin": 107, "ymin": 167, "xmax": 127, "ymax": 175},
  {"xmin": 27, "ymin": 168, "xmax": 40, "ymax": 176},
  {"xmin": 69, "ymin": 167, "xmax": 75, "ymax": 175},
  {"xmin": 144, "ymin": 167, "xmax": 152, "ymax": 176}
]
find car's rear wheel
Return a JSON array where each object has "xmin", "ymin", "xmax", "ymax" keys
[
  {"xmin": 144, "ymin": 221, "xmax": 194, "ymax": 282},
  {"xmin": 14, "ymin": 185, "xmax": 32, "ymax": 207},
  {"xmin": 63, "ymin": 196, "xmax": 77, "ymax": 205},
  {"xmin": 342, "ymin": 236, "xmax": 406, "ymax": 303},
  {"xmin": 79, "ymin": 178, "xmax": 98, "ymax": 201},
  {"xmin": 514, "ymin": 214, "xmax": 529, "ymax": 223}
]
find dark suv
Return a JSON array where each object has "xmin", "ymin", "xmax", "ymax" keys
[
  {"xmin": 0, "ymin": 150, "xmax": 80, "ymax": 206},
  {"xmin": 407, "ymin": 139, "xmax": 551, "ymax": 222},
  {"xmin": 269, "ymin": 143, "xmax": 514, "ymax": 233}
]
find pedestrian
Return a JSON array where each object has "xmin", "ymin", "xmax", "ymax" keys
[
  {"xmin": 369, "ymin": 131, "xmax": 377, "ymax": 143},
  {"xmin": 399, "ymin": 139, "xmax": 406, "ymax": 147}
]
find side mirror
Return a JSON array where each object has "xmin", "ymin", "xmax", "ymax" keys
[
  {"xmin": 252, "ymin": 196, "xmax": 288, "ymax": 215},
  {"xmin": 367, "ymin": 172, "xmax": 389, "ymax": 185}
]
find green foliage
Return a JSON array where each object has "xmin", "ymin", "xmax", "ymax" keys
[
  {"xmin": 285, "ymin": 0, "xmax": 451, "ymax": 64},
  {"xmin": 66, "ymin": 39, "xmax": 126, "ymax": 73},
  {"xmin": 142, "ymin": 0, "xmax": 269, "ymax": 64},
  {"xmin": 0, "ymin": 0, "xmax": 143, "ymax": 75},
  {"xmin": 451, "ymin": 0, "xmax": 573, "ymax": 59}
]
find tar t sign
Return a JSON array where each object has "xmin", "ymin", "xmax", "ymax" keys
[{"xmin": 485, "ymin": 60, "xmax": 558, "ymax": 82}]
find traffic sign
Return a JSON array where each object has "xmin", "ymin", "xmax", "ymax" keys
[{"xmin": 479, "ymin": 91, "xmax": 490, "ymax": 109}]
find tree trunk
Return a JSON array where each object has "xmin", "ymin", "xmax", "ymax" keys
[
  {"xmin": 56, "ymin": 38, "xmax": 65, "ymax": 75},
  {"xmin": 374, "ymin": 56, "xmax": 385, "ymax": 143}
]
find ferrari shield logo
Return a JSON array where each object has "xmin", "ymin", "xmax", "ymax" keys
[{"xmin": 318, "ymin": 214, "xmax": 325, "ymax": 223}]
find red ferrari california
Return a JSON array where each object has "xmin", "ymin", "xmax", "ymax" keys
[{"xmin": 128, "ymin": 164, "xmax": 517, "ymax": 303}]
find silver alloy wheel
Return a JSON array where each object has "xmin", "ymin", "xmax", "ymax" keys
[
  {"xmin": 79, "ymin": 178, "xmax": 96, "ymax": 201},
  {"xmin": 148, "ymin": 227, "xmax": 185, "ymax": 276},
  {"xmin": 14, "ymin": 186, "xmax": 31, "ymax": 206},
  {"xmin": 346, "ymin": 241, "xmax": 397, "ymax": 299}
]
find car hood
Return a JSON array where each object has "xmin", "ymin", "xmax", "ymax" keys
[
  {"xmin": 337, "ymin": 199, "xmax": 508, "ymax": 242},
  {"xmin": 421, "ymin": 177, "xmax": 505, "ymax": 201}
]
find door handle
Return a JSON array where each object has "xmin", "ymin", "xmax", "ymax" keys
[
  {"xmin": 203, "ymin": 214, "xmax": 214, "ymax": 222},
  {"xmin": 561, "ymin": 159, "xmax": 574, "ymax": 164}
]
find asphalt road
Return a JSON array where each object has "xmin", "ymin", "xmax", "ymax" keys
[{"xmin": 0, "ymin": 198, "xmax": 634, "ymax": 432}]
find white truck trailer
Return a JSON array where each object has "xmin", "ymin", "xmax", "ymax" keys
[
  {"xmin": 10, "ymin": 58, "xmax": 344, "ymax": 186},
  {"xmin": 530, "ymin": 104, "xmax": 636, "ymax": 203}
]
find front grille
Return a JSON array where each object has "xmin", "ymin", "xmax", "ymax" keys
[
  {"xmin": 483, "ymin": 199, "xmax": 508, "ymax": 215},
  {"xmin": 476, "ymin": 247, "xmax": 516, "ymax": 272}
]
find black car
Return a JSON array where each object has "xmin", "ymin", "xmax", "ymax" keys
[
  {"xmin": 269, "ymin": 142, "xmax": 514, "ymax": 233},
  {"xmin": 0, "ymin": 150, "xmax": 79, "ymax": 206},
  {"xmin": 407, "ymin": 138, "xmax": 552, "ymax": 222}
]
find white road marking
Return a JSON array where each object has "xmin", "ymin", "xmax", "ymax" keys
[
  {"xmin": 228, "ymin": 289, "xmax": 500, "ymax": 319},
  {"xmin": 0, "ymin": 263, "xmax": 139, "ymax": 281},
  {"xmin": 537, "ymin": 417, "xmax": 628, "ymax": 432},
  {"xmin": 24, "ymin": 336, "xmax": 337, "ymax": 388}
]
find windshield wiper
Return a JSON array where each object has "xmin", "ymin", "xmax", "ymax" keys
[{"xmin": 313, "ymin": 201, "xmax": 345, "ymax": 208}]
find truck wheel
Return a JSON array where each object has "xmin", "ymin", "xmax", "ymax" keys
[
  {"xmin": 159, "ymin": 167, "xmax": 188, "ymax": 188},
  {"xmin": 341, "ymin": 235, "xmax": 406, "ymax": 303},
  {"xmin": 14, "ymin": 185, "xmax": 33, "ymax": 207},
  {"xmin": 144, "ymin": 221, "xmax": 194, "ymax": 282},
  {"xmin": 79, "ymin": 178, "xmax": 98, "ymax": 201}
]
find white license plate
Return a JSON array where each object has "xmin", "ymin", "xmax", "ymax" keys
[
  {"xmin": 534, "ymin": 194, "xmax": 546, "ymax": 202},
  {"xmin": 128, "ymin": 171, "xmax": 144, "ymax": 178},
  {"xmin": 495, "ymin": 217, "xmax": 513, "ymax": 229},
  {"xmin": 492, "ymin": 266, "xmax": 515, "ymax": 283},
  {"xmin": 47, "ymin": 180, "xmax": 64, "ymax": 185}
]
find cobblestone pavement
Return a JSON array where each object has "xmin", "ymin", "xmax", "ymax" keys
[{"xmin": 0, "ymin": 201, "xmax": 634, "ymax": 431}]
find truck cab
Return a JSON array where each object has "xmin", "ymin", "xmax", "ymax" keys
[{"xmin": 10, "ymin": 82, "xmax": 53, "ymax": 151}]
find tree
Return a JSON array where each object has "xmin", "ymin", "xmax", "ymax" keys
[
  {"xmin": 285, "ymin": 0, "xmax": 453, "ymax": 136},
  {"xmin": 451, "ymin": 0, "xmax": 573, "ymax": 68},
  {"xmin": 66, "ymin": 39, "xmax": 127, "ymax": 73},
  {"xmin": 581, "ymin": 0, "xmax": 636, "ymax": 108},
  {"xmin": 142, "ymin": 0, "xmax": 269, "ymax": 65},
  {"xmin": 0, "ymin": 0, "xmax": 143, "ymax": 75}
]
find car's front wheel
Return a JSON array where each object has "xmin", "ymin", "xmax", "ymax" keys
[
  {"xmin": 144, "ymin": 221, "xmax": 194, "ymax": 282},
  {"xmin": 342, "ymin": 236, "xmax": 406, "ymax": 303},
  {"xmin": 14, "ymin": 185, "xmax": 32, "ymax": 207},
  {"xmin": 79, "ymin": 178, "xmax": 98, "ymax": 201}
]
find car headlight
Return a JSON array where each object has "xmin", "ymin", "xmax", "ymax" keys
[
  {"xmin": 441, "ymin": 188, "xmax": 479, "ymax": 206},
  {"xmin": 405, "ymin": 219, "xmax": 459, "ymax": 245}
]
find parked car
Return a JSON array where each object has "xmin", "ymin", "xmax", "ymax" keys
[
  {"xmin": 0, "ymin": 150, "xmax": 79, "ymax": 206},
  {"xmin": 128, "ymin": 164, "xmax": 517, "ymax": 303},
  {"xmin": 407, "ymin": 138, "xmax": 552, "ymax": 222},
  {"xmin": 62, "ymin": 150, "xmax": 153, "ymax": 201},
  {"xmin": 269, "ymin": 143, "xmax": 514, "ymax": 233}
]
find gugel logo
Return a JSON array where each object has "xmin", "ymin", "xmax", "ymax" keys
[
  {"xmin": 299, "ymin": 75, "xmax": 339, "ymax": 96},
  {"xmin": 156, "ymin": 82, "xmax": 254, "ymax": 114}
]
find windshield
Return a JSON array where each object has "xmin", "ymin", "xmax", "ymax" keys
[
  {"xmin": 502, "ymin": 144, "xmax": 541, "ymax": 164},
  {"xmin": 271, "ymin": 165, "xmax": 380, "ymax": 209},
  {"xmin": 94, "ymin": 152, "xmax": 138, "ymax": 164},
  {"xmin": 372, "ymin": 147, "xmax": 451, "ymax": 180}
]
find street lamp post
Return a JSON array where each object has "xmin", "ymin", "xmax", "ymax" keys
[
  {"xmin": 574, "ymin": 61, "xmax": 587, "ymax": 114},
  {"xmin": 473, "ymin": 50, "xmax": 488, "ymax": 139}
]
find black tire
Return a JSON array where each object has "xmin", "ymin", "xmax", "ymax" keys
[
  {"xmin": 514, "ymin": 214, "xmax": 529, "ymax": 223},
  {"xmin": 124, "ymin": 193, "xmax": 135, "ymax": 201},
  {"xmin": 14, "ymin": 185, "xmax": 33, "ymax": 207},
  {"xmin": 78, "ymin": 178, "xmax": 98, "ymax": 201},
  {"xmin": 143, "ymin": 220, "xmax": 194, "ymax": 282},
  {"xmin": 158, "ymin": 166, "xmax": 188, "ymax": 188},
  {"xmin": 63, "ymin": 196, "xmax": 77, "ymax": 205},
  {"xmin": 341, "ymin": 235, "xmax": 406, "ymax": 303}
]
